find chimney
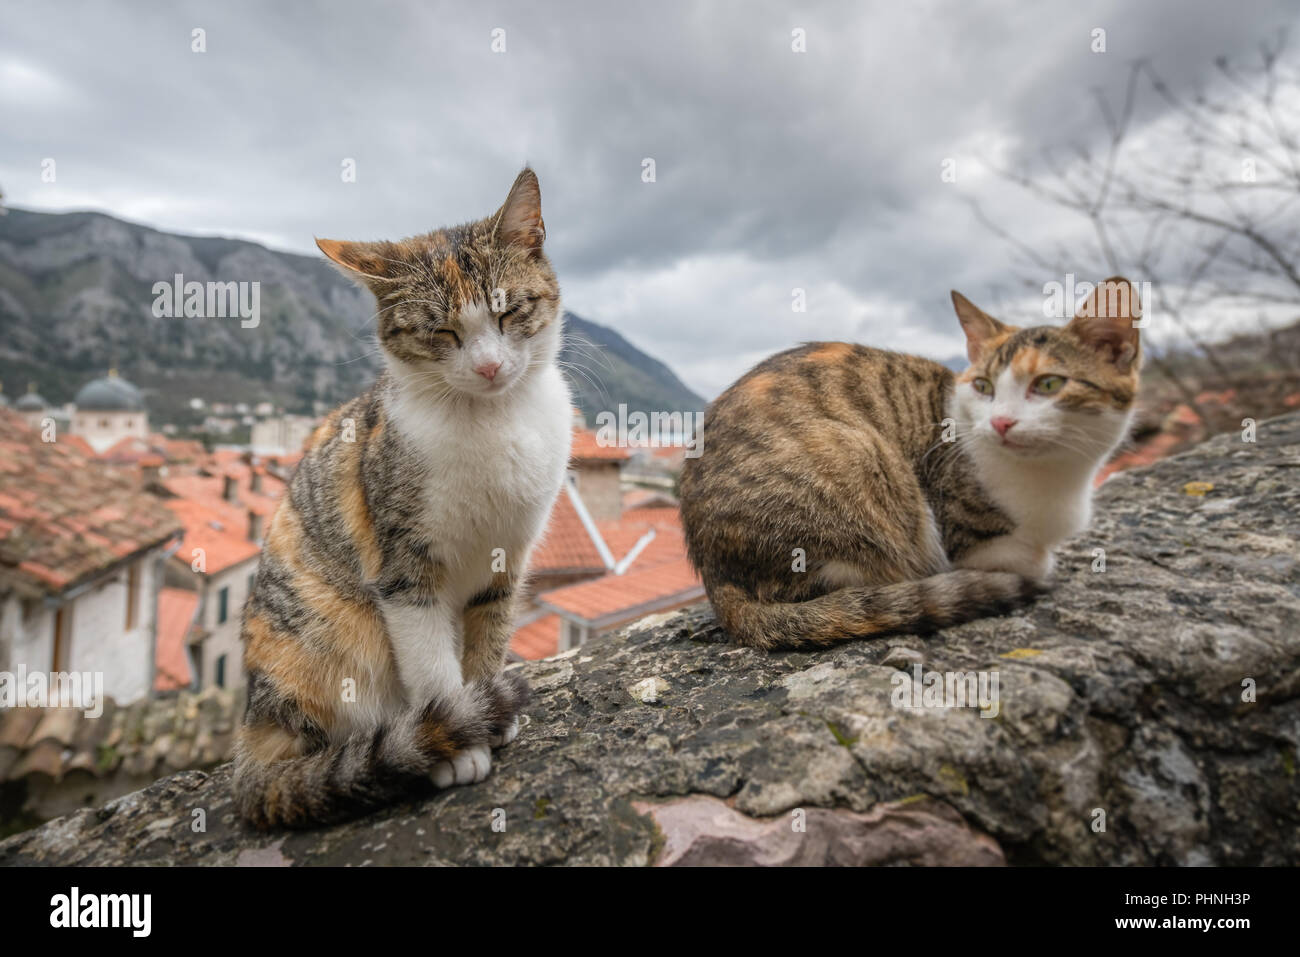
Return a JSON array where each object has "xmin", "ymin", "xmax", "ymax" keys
[
  {"xmin": 223, "ymin": 474, "xmax": 237, "ymax": 502},
  {"xmin": 248, "ymin": 510, "xmax": 264, "ymax": 543},
  {"xmin": 250, "ymin": 469, "xmax": 263, "ymax": 495}
]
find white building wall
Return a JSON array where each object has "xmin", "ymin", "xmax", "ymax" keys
[
  {"xmin": 250, "ymin": 415, "xmax": 317, "ymax": 456},
  {"xmin": 69, "ymin": 557, "xmax": 156, "ymax": 703},
  {"xmin": 1, "ymin": 597, "xmax": 54, "ymax": 676},
  {"xmin": 0, "ymin": 556, "xmax": 158, "ymax": 705},
  {"xmin": 195, "ymin": 558, "xmax": 256, "ymax": 690},
  {"xmin": 72, "ymin": 410, "xmax": 149, "ymax": 454}
]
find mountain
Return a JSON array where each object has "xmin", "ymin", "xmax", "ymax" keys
[
  {"xmin": 0, "ymin": 208, "xmax": 703, "ymax": 424},
  {"xmin": 561, "ymin": 312, "xmax": 705, "ymax": 421}
]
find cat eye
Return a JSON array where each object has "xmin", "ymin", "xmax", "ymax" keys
[
  {"xmin": 972, "ymin": 377, "xmax": 994, "ymax": 396},
  {"xmin": 435, "ymin": 328, "xmax": 461, "ymax": 347},
  {"xmin": 1031, "ymin": 375, "xmax": 1066, "ymax": 395},
  {"xmin": 497, "ymin": 296, "xmax": 541, "ymax": 334}
]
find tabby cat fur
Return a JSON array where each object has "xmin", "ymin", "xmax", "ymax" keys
[
  {"xmin": 679, "ymin": 278, "xmax": 1142, "ymax": 650},
  {"xmin": 233, "ymin": 169, "xmax": 571, "ymax": 829}
]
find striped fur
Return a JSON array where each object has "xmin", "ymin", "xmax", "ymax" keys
[
  {"xmin": 680, "ymin": 279, "xmax": 1141, "ymax": 650},
  {"xmin": 233, "ymin": 672, "xmax": 529, "ymax": 830},
  {"xmin": 233, "ymin": 170, "xmax": 569, "ymax": 829}
]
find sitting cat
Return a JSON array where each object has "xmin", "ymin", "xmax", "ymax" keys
[
  {"xmin": 679, "ymin": 278, "xmax": 1141, "ymax": 649},
  {"xmin": 233, "ymin": 169, "xmax": 573, "ymax": 828}
]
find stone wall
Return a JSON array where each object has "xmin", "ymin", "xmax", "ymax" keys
[{"xmin": 2, "ymin": 414, "xmax": 1297, "ymax": 865}]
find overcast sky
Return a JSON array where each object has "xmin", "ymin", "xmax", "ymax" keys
[{"xmin": 3, "ymin": 0, "xmax": 1297, "ymax": 398}]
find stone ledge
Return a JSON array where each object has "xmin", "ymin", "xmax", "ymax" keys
[{"xmin": 2, "ymin": 414, "xmax": 1298, "ymax": 866}]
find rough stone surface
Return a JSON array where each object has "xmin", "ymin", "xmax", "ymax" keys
[
  {"xmin": 635, "ymin": 794, "xmax": 1005, "ymax": 866},
  {"xmin": 2, "ymin": 414, "xmax": 1298, "ymax": 866}
]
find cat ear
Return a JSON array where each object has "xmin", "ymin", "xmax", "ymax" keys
[
  {"xmin": 493, "ymin": 168, "xmax": 546, "ymax": 253},
  {"xmin": 951, "ymin": 291, "xmax": 1010, "ymax": 363},
  {"xmin": 1067, "ymin": 276, "xmax": 1141, "ymax": 373},
  {"xmin": 315, "ymin": 238, "xmax": 402, "ymax": 286}
]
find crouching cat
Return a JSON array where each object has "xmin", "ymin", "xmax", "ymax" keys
[
  {"xmin": 679, "ymin": 278, "xmax": 1142, "ymax": 650},
  {"xmin": 233, "ymin": 169, "xmax": 573, "ymax": 829}
]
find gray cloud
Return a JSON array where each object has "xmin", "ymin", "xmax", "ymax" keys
[{"xmin": 1, "ymin": 0, "xmax": 1296, "ymax": 396}]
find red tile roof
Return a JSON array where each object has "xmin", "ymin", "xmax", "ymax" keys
[
  {"xmin": 0, "ymin": 410, "xmax": 181, "ymax": 598},
  {"xmin": 617, "ymin": 507, "xmax": 683, "ymax": 530},
  {"xmin": 518, "ymin": 496, "xmax": 699, "ymax": 650},
  {"xmin": 537, "ymin": 557, "xmax": 703, "ymax": 626},
  {"xmin": 599, "ymin": 505, "xmax": 686, "ymax": 567},
  {"xmin": 99, "ymin": 435, "xmax": 157, "ymax": 463},
  {"xmin": 531, "ymin": 486, "xmax": 609, "ymax": 573},
  {"xmin": 155, "ymin": 587, "xmax": 200, "ymax": 691},
  {"xmin": 162, "ymin": 467, "xmax": 283, "ymax": 518},
  {"xmin": 156, "ymin": 463, "xmax": 283, "ymax": 575},
  {"xmin": 510, "ymin": 613, "xmax": 561, "ymax": 660},
  {"xmin": 162, "ymin": 438, "xmax": 207, "ymax": 463},
  {"xmin": 570, "ymin": 427, "xmax": 631, "ymax": 462},
  {"xmin": 60, "ymin": 434, "xmax": 96, "ymax": 458},
  {"xmin": 163, "ymin": 498, "xmax": 261, "ymax": 575},
  {"xmin": 1094, "ymin": 431, "xmax": 1186, "ymax": 486},
  {"xmin": 622, "ymin": 489, "xmax": 678, "ymax": 510},
  {"xmin": 0, "ymin": 688, "xmax": 241, "ymax": 785}
]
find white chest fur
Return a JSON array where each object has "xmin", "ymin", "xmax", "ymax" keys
[
  {"xmin": 384, "ymin": 362, "xmax": 573, "ymax": 602},
  {"xmin": 957, "ymin": 445, "xmax": 1099, "ymax": 580}
]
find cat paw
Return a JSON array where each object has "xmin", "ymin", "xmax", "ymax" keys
[
  {"xmin": 431, "ymin": 744, "xmax": 492, "ymax": 788},
  {"xmin": 957, "ymin": 536, "xmax": 1054, "ymax": 582},
  {"xmin": 489, "ymin": 715, "xmax": 520, "ymax": 748}
]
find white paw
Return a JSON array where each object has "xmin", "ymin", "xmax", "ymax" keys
[
  {"xmin": 430, "ymin": 744, "xmax": 492, "ymax": 788},
  {"xmin": 489, "ymin": 715, "xmax": 520, "ymax": 748},
  {"xmin": 956, "ymin": 535, "xmax": 1053, "ymax": 582}
]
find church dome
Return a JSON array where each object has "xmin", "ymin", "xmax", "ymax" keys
[
  {"xmin": 14, "ymin": 390, "xmax": 47, "ymax": 412},
  {"xmin": 75, "ymin": 372, "xmax": 145, "ymax": 412}
]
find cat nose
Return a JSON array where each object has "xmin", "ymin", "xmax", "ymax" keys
[
  {"xmin": 992, "ymin": 416, "xmax": 1018, "ymax": 437},
  {"xmin": 474, "ymin": 362, "xmax": 501, "ymax": 382}
]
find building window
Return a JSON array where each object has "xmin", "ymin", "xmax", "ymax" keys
[
  {"xmin": 217, "ymin": 586, "xmax": 229, "ymax": 624},
  {"xmin": 52, "ymin": 605, "xmax": 73, "ymax": 672},
  {"xmin": 189, "ymin": 644, "xmax": 204, "ymax": 687},
  {"xmin": 124, "ymin": 563, "xmax": 139, "ymax": 630},
  {"xmin": 99, "ymin": 418, "xmax": 109, "ymax": 428},
  {"xmin": 215, "ymin": 654, "xmax": 227, "ymax": 689}
]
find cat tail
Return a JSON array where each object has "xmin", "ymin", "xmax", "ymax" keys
[
  {"xmin": 708, "ymin": 570, "xmax": 1041, "ymax": 651},
  {"xmin": 233, "ymin": 671, "xmax": 529, "ymax": 831}
]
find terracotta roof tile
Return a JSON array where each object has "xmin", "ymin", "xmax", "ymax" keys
[
  {"xmin": 510, "ymin": 613, "xmax": 561, "ymax": 660},
  {"xmin": 0, "ymin": 688, "xmax": 241, "ymax": 786},
  {"xmin": 98, "ymin": 435, "xmax": 155, "ymax": 463},
  {"xmin": 531, "ymin": 487, "xmax": 608, "ymax": 573},
  {"xmin": 155, "ymin": 587, "xmax": 200, "ymax": 691},
  {"xmin": 596, "ymin": 506, "xmax": 687, "ymax": 571},
  {"xmin": 60, "ymin": 434, "xmax": 96, "ymax": 457},
  {"xmin": 0, "ymin": 410, "xmax": 181, "ymax": 598},
  {"xmin": 570, "ymin": 427, "xmax": 631, "ymax": 462},
  {"xmin": 163, "ymin": 499, "xmax": 260, "ymax": 575},
  {"xmin": 162, "ymin": 438, "xmax": 206, "ymax": 462},
  {"xmin": 538, "ymin": 557, "xmax": 703, "ymax": 625},
  {"xmin": 621, "ymin": 489, "xmax": 678, "ymax": 510}
]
